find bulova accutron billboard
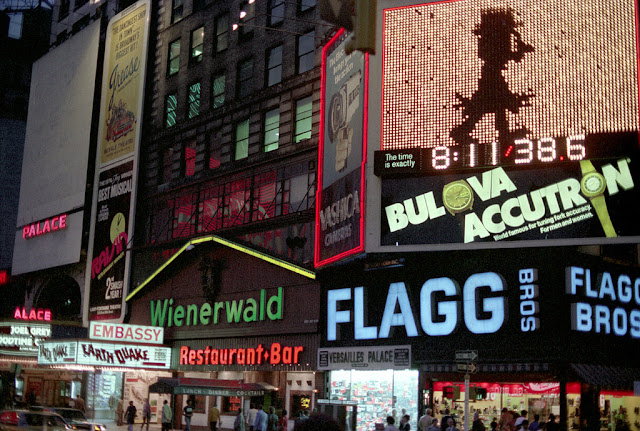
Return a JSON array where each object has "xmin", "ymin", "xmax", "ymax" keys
[
  {"xmin": 84, "ymin": 0, "xmax": 150, "ymax": 323},
  {"xmin": 369, "ymin": 0, "xmax": 640, "ymax": 250}
]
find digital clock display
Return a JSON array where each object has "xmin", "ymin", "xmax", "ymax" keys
[{"xmin": 381, "ymin": 0, "xmax": 639, "ymax": 171}]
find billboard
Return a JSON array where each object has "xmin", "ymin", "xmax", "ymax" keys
[
  {"xmin": 321, "ymin": 249, "xmax": 640, "ymax": 367},
  {"xmin": 85, "ymin": 0, "xmax": 150, "ymax": 324},
  {"xmin": 12, "ymin": 20, "xmax": 100, "ymax": 275},
  {"xmin": 366, "ymin": 0, "xmax": 640, "ymax": 251},
  {"xmin": 316, "ymin": 30, "xmax": 368, "ymax": 267}
]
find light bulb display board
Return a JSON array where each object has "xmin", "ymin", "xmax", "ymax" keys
[{"xmin": 375, "ymin": 0, "xmax": 640, "ymax": 248}]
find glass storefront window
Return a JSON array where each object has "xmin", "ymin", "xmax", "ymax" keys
[
  {"xmin": 329, "ymin": 369, "xmax": 419, "ymax": 431},
  {"xmin": 87, "ymin": 372, "xmax": 123, "ymax": 421}
]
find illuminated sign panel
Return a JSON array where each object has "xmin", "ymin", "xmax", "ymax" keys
[
  {"xmin": 38, "ymin": 341, "xmax": 78, "ymax": 365},
  {"xmin": 77, "ymin": 341, "xmax": 171, "ymax": 368},
  {"xmin": 22, "ymin": 214, "xmax": 67, "ymax": 240},
  {"xmin": 179, "ymin": 343, "xmax": 304, "ymax": 366},
  {"xmin": 320, "ymin": 249, "xmax": 640, "ymax": 366},
  {"xmin": 89, "ymin": 322, "xmax": 164, "ymax": 344},
  {"xmin": 316, "ymin": 30, "xmax": 368, "ymax": 267},
  {"xmin": 0, "ymin": 270, "xmax": 8, "ymax": 286},
  {"xmin": 317, "ymin": 345, "xmax": 411, "ymax": 370},
  {"xmin": 13, "ymin": 307, "xmax": 52, "ymax": 321},
  {"xmin": 381, "ymin": 159, "xmax": 640, "ymax": 245},
  {"xmin": 381, "ymin": 0, "xmax": 639, "ymax": 170},
  {"xmin": 0, "ymin": 322, "xmax": 52, "ymax": 357}
]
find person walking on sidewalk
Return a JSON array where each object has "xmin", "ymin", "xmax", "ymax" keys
[
  {"xmin": 209, "ymin": 402, "xmax": 221, "ymax": 431},
  {"xmin": 162, "ymin": 400, "xmax": 173, "ymax": 431},
  {"xmin": 126, "ymin": 401, "xmax": 137, "ymax": 431},
  {"xmin": 141, "ymin": 399, "xmax": 151, "ymax": 431},
  {"xmin": 183, "ymin": 400, "xmax": 194, "ymax": 431}
]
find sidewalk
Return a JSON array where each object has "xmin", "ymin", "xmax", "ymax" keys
[{"xmin": 107, "ymin": 422, "xmax": 232, "ymax": 431}]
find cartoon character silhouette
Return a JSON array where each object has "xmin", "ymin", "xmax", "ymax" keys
[{"xmin": 450, "ymin": 7, "xmax": 534, "ymax": 147}]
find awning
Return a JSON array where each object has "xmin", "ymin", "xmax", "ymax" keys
[
  {"xmin": 570, "ymin": 364, "xmax": 640, "ymax": 390},
  {"xmin": 148, "ymin": 377, "xmax": 267, "ymax": 397}
]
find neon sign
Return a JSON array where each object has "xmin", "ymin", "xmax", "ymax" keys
[
  {"xmin": 14, "ymin": 307, "xmax": 52, "ymax": 321},
  {"xmin": 0, "ymin": 270, "xmax": 7, "ymax": 285},
  {"xmin": 22, "ymin": 214, "xmax": 67, "ymax": 239},
  {"xmin": 179, "ymin": 343, "xmax": 304, "ymax": 366}
]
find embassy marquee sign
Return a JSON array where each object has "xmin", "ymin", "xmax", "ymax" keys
[
  {"xmin": 321, "ymin": 250, "xmax": 640, "ymax": 365},
  {"xmin": 381, "ymin": 157, "xmax": 640, "ymax": 247}
]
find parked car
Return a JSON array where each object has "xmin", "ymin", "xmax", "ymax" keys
[
  {"xmin": 0, "ymin": 410, "xmax": 71, "ymax": 431},
  {"xmin": 29, "ymin": 409, "xmax": 105, "ymax": 431}
]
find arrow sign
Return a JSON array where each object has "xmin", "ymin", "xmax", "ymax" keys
[
  {"xmin": 455, "ymin": 350, "xmax": 478, "ymax": 362},
  {"xmin": 457, "ymin": 362, "xmax": 477, "ymax": 373}
]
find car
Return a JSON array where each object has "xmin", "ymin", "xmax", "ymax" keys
[
  {"xmin": 0, "ymin": 410, "xmax": 71, "ymax": 431},
  {"xmin": 29, "ymin": 409, "xmax": 106, "ymax": 431}
]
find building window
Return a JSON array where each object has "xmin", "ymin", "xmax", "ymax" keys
[
  {"xmin": 160, "ymin": 147, "xmax": 174, "ymax": 184},
  {"xmin": 207, "ymin": 134, "xmax": 221, "ymax": 170},
  {"xmin": 236, "ymin": 58, "xmax": 253, "ymax": 99},
  {"xmin": 193, "ymin": 0, "xmax": 205, "ymax": 13},
  {"xmin": 268, "ymin": 0, "xmax": 284, "ymax": 25},
  {"xmin": 166, "ymin": 93, "xmax": 178, "ymax": 128},
  {"xmin": 235, "ymin": 119, "xmax": 250, "ymax": 160},
  {"xmin": 264, "ymin": 108, "xmax": 280, "ymax": 152},
  {"xmin": 188, "ymin": 82, "xmax": 201, "ymax": 119},
  {"xmin": 190, "ymin": 26, "xmax": 204, "ymax": 64},
  {"xmin": 239, "ymin": 1, "xmax": 255, "ymax": 38},
  {"xmin": 212, "ymin": 73, "xmax": 225, "ymax": 109},
  {"xmin": 266, "ymin": 45, "xmax": 283, "ymax": 87},
  {"xmin": 297, "ymin": 30, "xmax": 315, "ymax": 73},
  {"xmin": 171, "ymin": 0, "xmax": 183, "ymax": 24},
  {"xmin": 299, "ymin": 0, "xmax": 316, "ymax": 12},
  {"xmin": 214, "ymin": 14, "xmax": 229, "ymax": 53},
  {"xmin": 59, "ymin": 0, "xmax": 70, "ymax": 20},
  {"xmin": 183, "ymin": 140, "xmax": 197, "ymax": 177},
  {"xmin": 294, "ymin": 96, "xmax": 312, "ymax": 143},
  {"xmin": 168, "ymin": 39, "xmax": 181, "ymax": 76}
]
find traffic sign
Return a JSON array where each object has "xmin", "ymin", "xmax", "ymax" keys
[
  {"xmin": 455, "ymin": 350, "xmax": 478, "ymax": 362},
  {"xmin": 457, "ymin": 362, "xmax": 477, "ymax": 373}
]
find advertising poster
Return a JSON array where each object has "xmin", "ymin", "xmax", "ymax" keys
[
  {"xmin": 381, "ymin": 154, "xmax": 640, "ymax": 245},
  {"xmin": 85, "ymin": 0, "xmax": 150, "ymax": 324},
  {"xmin": 100, "ymin": 1, "xmax": 148, "ymax": 165},
  {"xmin": 316, "ymin": 30, "xmax": 368, "ymax": 266},
  {"xmin": 88, "ymin": 162, "xmax": 133, "ymax": 320},
  {"xmin": 321, "ymin": 248, "xmax": 640, "ymax": 367}
]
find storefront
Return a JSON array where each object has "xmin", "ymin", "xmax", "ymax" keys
[
  {"xmin": 126, "ymin": 236, "xmax": 321, "ymax": 426},
  {"xmin": 318, "ymin": 248, "xmax": 640, "ymax": 431}
]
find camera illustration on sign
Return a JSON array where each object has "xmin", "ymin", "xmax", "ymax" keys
[{"xmin": 382, "ymin": 0, "xmax": 639, "ymax": 169}]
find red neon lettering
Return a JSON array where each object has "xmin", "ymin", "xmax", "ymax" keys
[
  {"xmin": 59, "ymin": 214, "xmax": 67, "ymax": 229},
  {"xmin": 51, "ymin": 216, "xmax": 59, "ymax": 230},
  {"xmin": 37, "ymin": 310, "xmax": 44, "ymax": 320},
  {"xmin": 44, "ymin": 310, "xmax": 51, "ymax": 321},
  {"xmin": 23, "ymin": 226, "xmax": 29, "ymax": 239},
  {"xmin": 180, "ymin": 346, "xmax": 189, "ymax": 364},
  {"xmin": 293, "ymin": 346, "xmax": 303, "ymax": 364},
  {"xmin": 282, "ymin": 346, "xmax": 292, "ymax": 364},
  {"xmin": 28, "ymin": 309, "xmax": 36, "ymax": 320},
  {"xmin": 14, "ymin": 307, "xmax": 21, "ymax": 319},
  {"xmin": 270, "ymin": 343, "xmax": 281, "ymax": 365},
  {"xmin": 42, "ymin": 219, "xmax": 50, "ymax": 234},
  {"xmin": 21, "ymin": 307, "xmax": 28, "ymax": 319},
  {"xmin": 29, "ymin": 225, "xmax": 36, "ymax": 238},
  {"xmin": 36, "ymin": 222, "xmax": 42, "ymax": 236},
  {"xmin": 188, "ymin": 349, "xmax": 196, "ymax": 364}
]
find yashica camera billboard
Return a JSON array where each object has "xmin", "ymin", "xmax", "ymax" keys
[{"xmin": 373, "ymin": 0, "xmax": 640, "ymax": 249}]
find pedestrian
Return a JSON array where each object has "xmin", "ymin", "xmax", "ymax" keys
[
  {"xmin": 445, "ymin": 417, "xmax": 460, "ymax": 431},
  {"xmin": 126, "ymin": 401, "xmax": 138, "ymax": 431},
  {"xmin": 277, "ymin": 410, "xmax": 288, "ymax": 431},
  {"xmin": 499, "ymin": 409, "xmax": 513, "ymax": 431},
  {"xmin": 419, "ymin": 409, "xmax": 434, "ymax": 431},
  {"xmin": 183, "ymin": 399, "xmax": 194, "ymax": 431},
  {"xmin": 234, "ymin": 409, "xmax": 246, "ymax": 431},
  {"xmin": 399, "ymin": 414, "xmax": 411, "ymax": 431},
  {"xmin": 528, "ymin": 415, "xmax": 541, "ymax": 431},
  {"xmin": 142, "ymin": 399, "xmax": 151, "ymax": 431},
  {"xmin": 292, "ymin": 413, "xmax": 340, "ymax": 431},
  {"xmin": 117, "ymin": 399, "xmax": 124, "ymax": 426},
  {"xmin": 75, "ymin": 396, "xmax": 86, "ymax": 414},
  {"xmin": 162, "ymin": 400, "xmax": 173, "ymax": 431},
  {"xmin": 427, "ymin": 418, "xmax": 440, "ymax": 431},
  {"xmin": 385, "ymin": 416, "xmax": 399, "ymax": 431},
  {"xmin": 441, "ymin": 409, "xmax": 452, "ymax": 431},
  {"xmin": 247, "ymin": 404, "xmax": 258, "ymax": 431},
  {"xmin": 267, "ymin": 407, "xmax": 278, "ymax": 431},
  {"xmin": 545, "ymin": 415, "xmax": 559, "ymax": 431},
  {"xmin": 254, "ymin": 405, "xmax": 268, "ymax": 431},
  {"xmin": 472, "ymin": 412, "xmax": 486, "ymax": 431},
  {"xmin": 209, "ymin": 402, "xmax": 221, "ymax": 431}
]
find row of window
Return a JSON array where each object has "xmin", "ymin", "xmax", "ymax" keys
[
  {"xmin": 148, "ymin": 160, "xmax": 316, "ymax": 242},
  {"xmin": 166, "ymin": 25, "xmax": 315, "ymax": 82},
  {"xmin": 171, "ymin": 0, "xmax": 316, "ymax": 26},
  {"xmin": 165, "ymin": 92, "xmax": 312, "ymax": 162}
]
